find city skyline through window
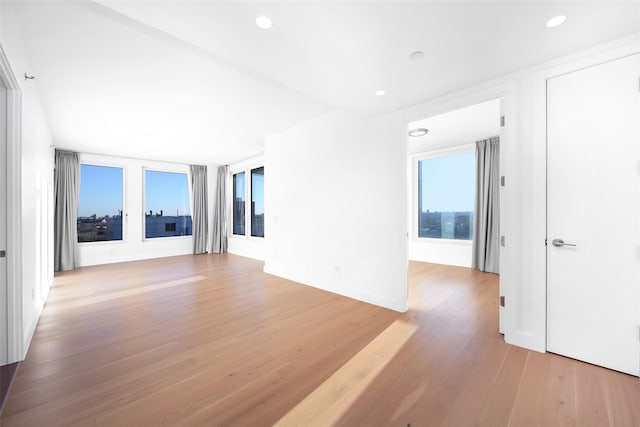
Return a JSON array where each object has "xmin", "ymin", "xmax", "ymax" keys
[
  {"xmin": 144, "ymin": 170, "xmax": 192, "ymax": 238},
  {"xmin": 77, "ymin": 164, "xmax": 123, "ymax": 242},
  {"xmin": 233, "ymin": 172, "xmax": 246, "ymax": 235},
  {"xmin": 77, "ymin": 165, "xmax": 194, "ymax": 242},
  {"xmin": 418, "ymin": 151, "xmax": 475, "ymax": 240}
]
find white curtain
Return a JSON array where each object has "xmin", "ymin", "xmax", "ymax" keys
[
  {"xmin": 211, "ymin": 165, "xmax": 229, "ymax": 253},
  {"xmin": 190, "ymin": 165, "xmax": 208, "ymax": 254},
  {"xmin": 472, "ymin": 137, "xmax": 500, "ymax": 274},
  {"xmin": 54, "ymin": 149, "xmax": 79, "ymax": 271}
]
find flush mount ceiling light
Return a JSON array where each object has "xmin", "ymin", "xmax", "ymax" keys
[
  {"xmin": 408, "ymin": 128, "xmax": 429, "ymax": 137},
  {"xmin": 375, "ymin": 89, "xmax": 385, "ymax": 96},
  {"xmin": 410, "ymin": 51, "xmax": 424, "ymax": 61},
  {"xmin": 546, "ymin": 15, "xmax": 567, "ymax": 28},
  {"xmin": 256, "ymin": 16, "xmax": 273, "ymax": 30}
]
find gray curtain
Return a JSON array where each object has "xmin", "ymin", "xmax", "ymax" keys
[
  {"xmin": 190, "ymin": 165, "xmax": 208, "ymax": 254},
  {"xmin": 211, "ymin": 165, "xmax": 228, "ymax": 253},
  {"xmin": 472, "ymin": 137, "xmax": 500, "ymax": 274},
  {"xmin": 54, "ymin": 149, "xmax": 79, "ymax": 271}
]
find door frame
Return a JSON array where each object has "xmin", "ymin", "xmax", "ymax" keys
[
  {"xmin": 403, "ymin": 82, "xmax": 515, "ymax": 337},
  {"xmin": 0, "ymin": 44, "xmax": 24, "ymax": 364}
]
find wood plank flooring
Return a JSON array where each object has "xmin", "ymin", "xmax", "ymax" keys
[{"xmin": 1, "ymin": 255, "xmax": 638, "ymax": 426}]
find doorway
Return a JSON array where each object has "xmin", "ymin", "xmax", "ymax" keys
[
  {"xmin": 407, "ymin": 99, "xmax": 502, "ymax": 269},
  {"xmin": 546, "ymin": 54, "xmax": 640, "ymax": 376},
  {"xmin": 406, "ymin": 98, "xmax": 505, "ymax": 333}
]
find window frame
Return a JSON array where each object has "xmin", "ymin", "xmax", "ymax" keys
[
  {"xmin": 229, "ymin": 161, "xmax": 264, "ymax": 240},
  {"xmin": 412, "ymin": 143, "xmax": 475, "ymax": 245},
  {"xmin": 77, "ymin": 160, "xmax": 127, "ymax": 246},
  {"xmin": 142, "ymin": 166, "xmax": 193, "ymax": 242},
  {"xmin": 250, "ymin": 166, "xmax": 265, "ymax": 238}
]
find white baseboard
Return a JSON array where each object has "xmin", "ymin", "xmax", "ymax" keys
[{"xmin": 263, "ymin": 265, "xmax": 407, "ymax": 313}]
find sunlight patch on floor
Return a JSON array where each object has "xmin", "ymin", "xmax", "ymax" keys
[
  {"xmin": 54, "ymin": 275, "xmax": 207, "ymax": 309},
  {"xmin": 274, "ymin": 318, "xmax": 418, "ymax": 426}
]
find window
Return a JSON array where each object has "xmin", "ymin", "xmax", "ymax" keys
[
  {"xmin": 77, "ymin": 164, "xmax": 124, "ymax": 243},
  {"xmin": 418, "ymin": 151, "xmax": 475, "ymax": 240},
  {"xmin": 144, "ymin": 170, "xmax": 192, "ymax": 238},
  {"xmin": 233, "ymin": 172, "xmax": 245, "ymax": 235},
  {"xmin": 231, "ymin": 164, "xmax": 265, "ymax": 238},
  {"xmin": 251, "ymin": 167, "xmax": 264, "ymax": 237}
]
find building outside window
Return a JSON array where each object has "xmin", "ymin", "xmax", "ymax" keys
[
  {"xmin": 418, "ymin": 150, "xmax": 475, "ymax": 240},
  {"xmin": 232, "ymin": 172, "xmax": 246, "ymax": 235},
  {"xmin": 77, "ymin": 164, "xmax": 124, "ymax": 243},
  {"xmin": 144, "ymin": 170, "xmax": 192, "ymax": 238}
]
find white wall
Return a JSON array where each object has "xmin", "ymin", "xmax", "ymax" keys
[
  {"xmin": 402, "ymin": 32, "xmax": 640, "ymax": 352},
  {"xmin": 0, "ymin": 2, "xmax": 55, "ymax": 358},
  {"xmin": 264, "ymin": 111, "xmax": 408, "ymax": 312},
  {"xmin": 76, "ymin": 153, "xmax": 212, "ymax": 267},
  {"xmin": 407, "ymin": 100, "xmax": 500, "ymax": 267},
  {"xmin": 227, "ymin": 155, "xmax": 265, "ymax": 261}
]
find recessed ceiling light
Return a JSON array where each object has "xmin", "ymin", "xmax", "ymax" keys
[
  {"xmin": 546, "ymin": 15, "xmax": 567, "ymax": 28},
  {"xmin": 375, "ymin": 89, "xmax": 385, "ymax": 96},
  {"xmin": 408, "ymin": 128, "xmax": 429, "ymax": 137},
  {"xmin": 410, "ymin": 51, "xmax": 424, "ymax": 61},
  {"xmin": 256, "ymin": 16, "xmax": 273, "ymax": 30}
]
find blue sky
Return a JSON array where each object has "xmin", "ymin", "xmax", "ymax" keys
[
  {"xmin": 78, "ymin": 164, "xmax": 123, "ymax": 217},
  {"xmin": 234, "ymin": 171, "xmax": 245, "ymax": 201},
  {"xmin": 145, "ymin": 170, "xmax": 191, "ymax": 216},
  {"xmin": 78, "ymin": 165, "xmax": 192, "ymax": 217},
  {"xmin": 251, "ymin": 169, "xmax": 264, "ymax": 214},
  {"xmin": 420, "ymin": 152, "xmax": 475, "ymax": 212}
]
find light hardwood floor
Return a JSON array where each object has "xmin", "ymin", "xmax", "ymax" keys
[{"xmin": 1, "ymin": 254, "xmax": 638, "ymax": 426}]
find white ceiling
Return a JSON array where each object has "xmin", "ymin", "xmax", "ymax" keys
[
  {"xmin": 408, "ymin": 99, "xmax": 501, "ymax": 155},
  {"xmin": 10, "ymin": 1, "xmax": 640, "ymax": 164}
]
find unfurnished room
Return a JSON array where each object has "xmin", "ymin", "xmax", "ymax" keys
[{"xmin": 0, "ymin": 1, "xmax": 639, "ymax": 426}]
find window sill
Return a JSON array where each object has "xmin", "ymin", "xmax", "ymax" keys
[
  {"xmin": 413, "ymin": 237, "xmax": 472, "ymax": 246},
  {"xmin": 78, "ymin": 239, "xmax": 126, "ymax": 247},
  {"xmin": 230, "ymin": 234, "xmax": 264, "ymax": 240},
  {"xmin": 143, "ymin": 235, "xmax": 192, "ymax": 242}
]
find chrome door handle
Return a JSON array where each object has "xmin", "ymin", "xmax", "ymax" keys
[{"xmin": 551, "ymin": 238, "xmax": 576, "ymax": 247}]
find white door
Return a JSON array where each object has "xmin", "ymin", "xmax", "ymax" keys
[
  {"xmin": 547, "ymin": 54, "xmax": 640, "ymax": 376},
  {"xmin": 0, "ymin": 74, "xmax": 8, "ymax": 365}
]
